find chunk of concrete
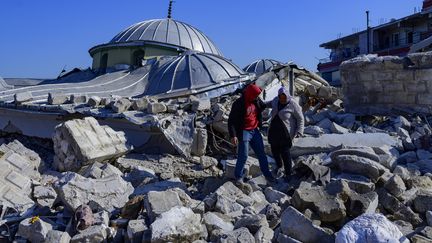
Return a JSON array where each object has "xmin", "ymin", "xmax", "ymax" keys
[
  {"xmin": 0, "ymin": 140, "xmax": 41, "ymax": 175},
  {"xmin": 34, "ymin": 185, "xmax": 57, "ymax": 208},
  {"xmin": 45, "ymin": 230, "xmax": 71, "ymax": 243},
  {"xmin": 413, "ymin": 190, "xmax": 432, "ymax": 213},
  {"xmin": 191, "ymin": 128, "xmax": 207, "ymax": 156},
  {"xmin": 14, "ymin": 91, "xmax": 32, "ymax": 104},
  {"xmin": 203, "ymin": 212, "xmax": 234, "ymax": 234},
  {"xmin": 111, "ymin": 98, "xmax": 131, "ymax": 113},
  {"xmin": 336, "ymin": 214, "xmax": 408, "ymax": 243},
  {"xmin": 332, "ymin": 154, "xmax": 386, "ymax": 180},
  {"xmin": 150, "ymin": 206, "xmax": 207, "ymax": 243},
  {"xmin": 384, "ymin": 175, "xmax": 406, "ymax": 197},
  {"xmin": 127, "ymin": 219, "xmax": 147, "ymax": 243},
  {"xmin": 292, "ymin": 133, "xmax": 402, "ymax": 157},
  {"xmin": 377, "ymin": 188, "xmax": 422, "ymax": 226},
  {"xmin": 147, "ymin": 102, "xmax": 167, "ymax": 114},
  {"xmin": 234, "ymin": 214, "xmax": 268, "ymax": 234},
  {"xmin": 70, "ymin": 94, "xmax": 88, "ymax": 104},
  {"xmin": 17, "ymin": 217, "xmax": 53, "ymax": 243},
  {"xmin": 70, "ymin": 224, "xmax": 109, "ymax": 243},
  {"xmin": 347, "ymin": 191, "xmax": 379, "ymax": 217},
  {"xmin": 131, "ymin": 97, "xmax": 149, "ymax": 111},
  {"xmin": 88, "ymin": 96, "xmax": 102, "ymax": 107},
  {"xmin": 191, "ymin": 97, "xmax": 211, "ymax": 112},
  {"xmin": 217, "ymin": 227, "xmax": 255, "ymax": 243},
  {"xmin": 55, "ymin": 172, "xmax": 134, "ymax": 212},
  {"xmin": 48, "ymin": 93, "xmax": 69, "ymax": 105},
  {"xmin": 280, "ymin": 206, "xmax": 334, "ymax": 243},
  {"xmin": 52, "ymin": 117, "xmax": 132, "ymax": 172},
  {"xmin": 144, "ymin": 190, "xmax": 183, "ymax": 222},
  {"xmin": 254, "ymin": 226, "xmax": 274, "ymax": 243}
]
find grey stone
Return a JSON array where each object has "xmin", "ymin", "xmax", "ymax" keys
[
  {"xmin": 70, "ymin": 224, "xmax": 109, "ymax": 243},
  {"xmin": 411, "ymin": 234, "xmax": 432, "ymax": 243},
  {"xmin": 17, "ymin": 218, "xmax": 53, "ymax": 242},
  {"xmin": 385, "ymin": 175, "xmax": 406, "ymax": 197},
  {"xmin": 191, "ymin": 128, "xmax": 207, "ymax": 156},
  {"xmin": 127, "ymin": 219, "xmax": 147, "ymax": 243},
  {"xmin": 335, "ymin": 213, "xmax": 407, "ymax": 243},
  {"xmin": 330, "ymin": 147, "xmax": 380, "ymax": 163},
  {"xmin": 191, "ymin": 97, "xmax": 211, "ymax": 112},
  {"xmin": 111, "ymin": 98, "xmax": 131, "ymax": 113},
  {"xmin": 218, "ymin": 227, "xmax": 255, "ymax": 243},
  {"xmin": 131, "ymin": 97, "xmax": 149, "ymax": 111},
  {"xmin": 93, "ymin": 211, "xmax": 110, "ymax": 226},
  {"xmin": 266, "ymin": 203, "xmax": 281, "ymax": 229},
  {"xmin": 88, "ymin": 96, "xmax": 102, "ymax": 107},
  {"xmin": 211, "ymin": 182, "xmax": 254, "ymax": 214},
  {"xmin": 304, "ymin": 125, "xmax": 323, "ymax": 136},
  {"xmin": 332, "ymin": 154, "xmax": 386, "ymax": 180},
  {"xmin": 45, "ymin": 230, "xmax": 71, "ymax": 243},
  {"xmin": 48, "ymin": 93, "xmax": 68, "ymax": 105},
  {"xmin": 347, "ymin": 191, "xmax": 379, "ymax": 217},
  {"xmin": 427, "ymin": 211, "xmax": 432, "ymax": 226},
  {"xmin": 132, "ymin": 178, "xmax": 187, "ymax": 196},
  {"xmin": 264, "ymin": 187, "xmax": 290, "ymax": 207},
  {"xmin": 397, "ymin": 151, "xmax": 418, "ymax": 164},
  {"xmin": 254, "ymin": 226, "xmax": 274, "ymax": 243},
  {"xmin": 70, "ymin": 94, "xmax": 88, "ymax": 104},
  {"xmin": 234, "ymin": 214, "xmax": 268, "ymax": 234},
  {"xmin": 144, "ymin": 190, "xmax": 183, "ymax": 222},
  {"xmin": 223, "ymin": 159, "xmax": 249, "ymax": 180},
  {"xmin": 124, "ymin": 166, "xmax": 157, "ymax": 188},
  {"xmin": 292, "ymin": 182, "xmax": 346, "ymax": 223},
  {"xmin": 203, "ymin": 212, "xmax": 234, "ymax": 234},
  {"xmin": 200, "ymin": 156, "xmax": 219, "ymax": 169},
  {"xmin": 55, "ymin": 172, "xmax": 134, "ymax": 212},
  {"xmin": 292, "ymin": 133, "xmax": 402, "ymax": 157},
  {"xmin": 414, "ymin": 160, "xmax": 432, "ymax": 174},
  {"xmin": 335, "ymin": 173, "xmax": 375, "ymax": 194},
  {"xmin": 52, "ymin": 117, "xmax": 132, "ymax": 172},
  {"xmin": 393, "ymin": 220, "xmax": 413, "ymax": 237},
  {"xmin": 394, "ymin": 116, "xmax": 411, "ymax": 130},
  {"xmin": 418, "ymin": 226, "xmax": 432, "ymax": 240},
  {"xmin": 413, "ymin": 190, "xmax": 432, "ymax": 213},
  {"xmin": 280, "ymin": 206, "xmax": 334, "ymax": 243},
  {"xmin": 34, "ymin": 185, "xmax": 57, "ymax": 208},
  {"xmin": 14, "ymin": 91, "xmax": 33, "ymax": 104},
  {"xmin": 150, "ymin": 206, "xmax": 207, "ymax": 243},
  {"xmin": 147, "ymin": 102, "xmax": 167, "ymax": 114},
  {"xmin": 378, "ymin": 188, "xmax": 423, "ymax": 226}
]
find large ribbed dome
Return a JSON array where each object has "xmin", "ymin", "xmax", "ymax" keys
[
  {"xmin": 110, "ymin": 19, "xmax": 222, "ymax": 56},
  {"xmin": 243, "ymin": 59, "xmax": 282, "ymax": 75},
  {"xmin": 144, "ymin": 51, "xmax": 249, "ymax": 97}
]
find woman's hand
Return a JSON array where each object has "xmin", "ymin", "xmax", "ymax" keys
[{"xmin": 231, "ymin": 137, "xmax": 239, "ymax": 146}]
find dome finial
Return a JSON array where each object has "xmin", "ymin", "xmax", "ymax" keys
[{"xmin": 167, "ymin": 0, "xmax": 174, "ymax": 19}]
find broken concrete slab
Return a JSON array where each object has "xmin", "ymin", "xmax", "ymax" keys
[
  {"xmin": 34, "ymin": 185, "xmax": 57, "ymax": 208},
  {"xmin": 378, "ymin": 188, "xmax": 422, "ymax": 226},
  {"xmin": 48, "ymin": 93, "xmax": 69, "ymax": 105},
  {"xmin": 147, "ymin": 102, "xmax": 167, "ymax": 114},
  {"xmin": 203, "ymin": 212, "xmax": 234, "ymax": 234},
  {"xmin": 385, "ymin": 175, "xmax": 406, "ymax": 198},
  {"xmin": 413, "ymin": 190, "xmax": 432, "ymax": 213},
  {"xmin": 131, "ymin": 97, "xmax": 149, "ymax": 111},
  {"xmin": 52, "ymin": 117, "xmax": 132, "ymax": 172},
  {"xmin": 0, "ymin": 140, "xmax": 41, "ymax": 175},
  {"xmin": 234, "ymin": 214, "xmax": 268, "ymax": 234},
  {"xmin": 55, "ymin": 172, "xmax": 134, "ymax": 212},
  {"xmin": 332, "ymin": 154, "xmax": 386, "ymax": 181},
  {"xmin": 336, "ymin": 214, "xmax": 408, "ymax": 243},
  {"xmin": 14, "ymin": 91, "xmax": 33, "ymax": 104},
  {"xmin": 280, "ymin": 206, "xmax": 334, "ymax": 243},
  {"xmin": 70, "ymin": 94, "xmax": 88, "ymax": 104},
  {"xmin": 217, "ymin": 227, "xmax": 255, "ymax": 243},
  {"xmin": 347, "ymin": 191, "xmax": 379, "ymax": 217},
  {"xmin": 45, "ymin": 230, "xmax": 71, "ymax": 243},
  {"xmin": 254, "ymin": 226, "xmax": 274, "ymax": 243},
  {"xmin": 70, "ymin": 224, "xmax": 109, "ymax": 243},
  {"xmin": 17, "ymin": 217, "xmax": 53, "ymax": 243},
  {"xmin": 292, "ymin": 133, "xmax": 402, "ymax": 157},
  {"xmin": 150, "ymin": 206, "xmax": 207, "ymax": 243},
  {"xmin": 88, "ymin": 96, "xmax": 102, "ymax": 107},
  {"xmin": 144, "ymin": 190, "xmax": 183, "ymax": 222}
]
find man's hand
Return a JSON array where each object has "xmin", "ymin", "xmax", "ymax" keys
[{"xmin": 231, "ymin": 137, "xmax": 239, "ymax": 146}]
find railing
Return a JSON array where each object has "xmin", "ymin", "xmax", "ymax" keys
[{"xmin": 373, "ymin": 31, "xmax": 432, "ymax": 52}]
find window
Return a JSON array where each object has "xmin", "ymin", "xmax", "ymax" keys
[
  {"xmin": 393, "ymin": 33, "xmax": 400, "ymax": 47},
  {"xmin": 407, "ymin": 32, "xmax": 414, "ymax": 44},
  {"xmin": 100, "ymin": 53, "xmax": 108, "ymax": 73}
]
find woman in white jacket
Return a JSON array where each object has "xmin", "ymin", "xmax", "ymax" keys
[{"xmin": 267, "ymin": 87, "xmax": 304, "ymax": 180}]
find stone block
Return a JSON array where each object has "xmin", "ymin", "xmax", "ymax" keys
[
  {"xmin": 88, "ymin": 96, "xmax": 102, "ymax": 107},
  {"xmin": 147, "ymin": 103, "xmax": 167, "ymax": 114},
  {"xmin": 375, "ymin": 72, "xmax": 394, "ymax": 81},
  {"xmin": 127, "ymin": 219, "xmax": 147, "ymax": 243},
  {"xmin": 17, "ymin": 218, "xmax": 53, "ymax": 243},
  {"xmin": 48, "ymin": 93, "xmax": 69, "ymax": 105},
  {"xmin": 14, "ymin": 92, "xmax": 33, "ymax": 104},
  {"xmin": 144, "ymin": 190, "xmax": 183, "ymax": 222},
  {"xmin": 70, "ymin": 94, "xmax": 88, "ymax": 104},
  {"xmin": 111, "ymin": 98, "xmax": 131, "ymax": 113}
]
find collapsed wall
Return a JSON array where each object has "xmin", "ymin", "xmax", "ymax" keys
[{"xmin": 340, "ymin": 52, "xmax": 432, "ymax": 115}]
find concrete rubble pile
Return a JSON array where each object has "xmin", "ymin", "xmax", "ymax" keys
[{"xmin": 2, "ymin": 58, "xmax": 432, "ymax": 243}]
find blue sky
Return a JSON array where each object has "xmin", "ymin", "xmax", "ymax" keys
[{"xmin": 0, "ymin": 0, "xmax": 421, "ymax": 78}]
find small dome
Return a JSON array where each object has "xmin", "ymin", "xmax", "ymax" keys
[
  {"xmin": 110, "ymin": 19, "xmax": 222, "ymax": 56},
  {"xmin": 145, "ymin": 51, "xmax": 248, "ymax": 97},
  {"xmin": 243, "ymin": 59, "xmax": 282, "ymax": 75}
]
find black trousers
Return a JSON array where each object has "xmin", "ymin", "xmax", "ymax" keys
[{"xmin": 271, "ymin": 144, "xmax": 292, "ymax": 177}]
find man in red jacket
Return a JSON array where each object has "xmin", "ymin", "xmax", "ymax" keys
[{"xmin": 228, "ymin": 84, "xmax": 276, "ymax": 183}]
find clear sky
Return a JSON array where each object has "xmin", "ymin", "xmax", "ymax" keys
[{"xmin": 0, "ymin": 0, "xmax": 422, "ymax": 78}]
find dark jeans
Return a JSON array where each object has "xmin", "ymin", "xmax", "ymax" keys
[
  {"xmin": 271, "ymin": 144, "xmax": 292, "ymax": 177},
  {"xmin": 235, "ymin": 128, "xmax": 273, "ymax": 179}
]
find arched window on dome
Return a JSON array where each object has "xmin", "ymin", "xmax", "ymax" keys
[
  {"xmin": 100, "ymin": 53, "xmax": 108, "ymax": 73},
  {"xmin": 132, "ymin": 50, "xmax": 145, "ymax": 67}
]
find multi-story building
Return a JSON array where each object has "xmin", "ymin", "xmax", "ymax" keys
[{"xmin": 318, "ymin": 0, "xmax": 432, "ymax": 86}]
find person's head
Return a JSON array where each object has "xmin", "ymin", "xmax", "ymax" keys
[
  {"xmin": 244, "ymin": 83, "xmax": 262, "ymax": 103},
  {"xmin": 278, "ymin": 86, "xmax": 290, "ymax": 104}
]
